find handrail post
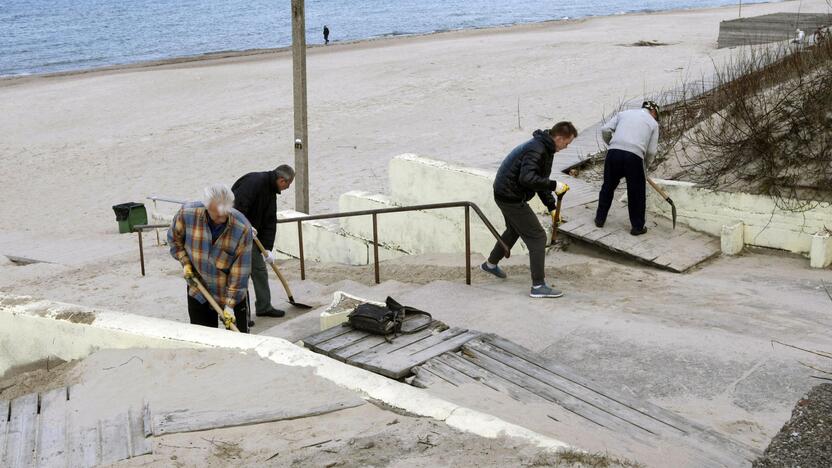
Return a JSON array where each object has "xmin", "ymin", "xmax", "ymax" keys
[
  {"xmin": 297, "ymin": 220, "xmax": 305, "ymax": 280},
  {"xmin": 464, "ymin": 205, "xmax": 471, "ymax": 285},
  {"xmin": 372, "ymin": 213, "xmax": 380, "ymax": 284},
  {"xmin": 137, "ymin": 229, "xmax": 146, "ymax": 277}
]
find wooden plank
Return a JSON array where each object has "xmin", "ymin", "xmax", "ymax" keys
[
  {"xmin": 99, "ymin": 413, "xmax": 130, "ymax": 465},
  {"xmin": 348, "ymin": 326, "xmax": 442, "ymax": 358},
  {"xmin": 350, "ymin": 329, "xmax": 481, "ymax": 379},
  {"xmin": 36, "ymin": 387, "xmax": 69, "ymax": 468},
  {"xmin": 0, "ymin": 400, "xmax": 9, "ymax": 464},
  {"xmin": 331, "ymin": 334, "xmax": 389, "ymax": 361},
  {"xmin": 128, "ymin": 403, "xmax": 152, "ymax": 458},
  {"xmin": 302, "ymin": 324, "xmax": 354, "ymax": 349},
  {"xmin": 152, "ymin": 400, "xmax": 364, "ymax": 435},
  {"xmin": 437, "ymin": 352, "xmax": 550, "ymax": 404},
  {"xmin": 313, "ymin": 329, "xmax": 373, "ymax": 357},
  {"xmin": 68, "ymin": 421, "xmax": 99, "ymax": 468},
  {"xmin": 3, "ymin": 393, "xmax": 38, "ymax": 468}
]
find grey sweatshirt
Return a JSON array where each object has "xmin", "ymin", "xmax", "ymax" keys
[{"xmin": 601, "ymin": 108, "xmax": 659, "ymax": 165}]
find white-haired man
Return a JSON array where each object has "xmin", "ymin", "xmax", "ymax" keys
[{"xmin": 168, "ymin": 184, "xmax": 253, "ymax": 332}]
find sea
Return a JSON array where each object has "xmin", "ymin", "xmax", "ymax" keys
[{"xmin": 1, "ymin": 0, "xmax": 761, "ymax": 77}]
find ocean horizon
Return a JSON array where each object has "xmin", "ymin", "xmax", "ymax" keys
[{"xmin": 2, "ymin": 0, "xmax": 766, "ymax": 77}]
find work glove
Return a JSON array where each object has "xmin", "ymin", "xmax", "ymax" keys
[
  {"xmin": 555, "ymin": 181, "xmax": 570, "ymax": 196},
  {"xmin": 262, "ymin": 250, "xmax": 276, "ymax": 265},
  {"xmin": 183, "ymin": 263, "xmax": 194, "ymax": 280},
  {"xmin": 221, "ymin": 306, "xmax": 236, "ymax": 330}
]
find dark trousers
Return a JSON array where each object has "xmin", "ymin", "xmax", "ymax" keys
[
  {"xmin": 595, "ymin": 149, "xmax": 646, "ymax": 230},
  {"xmin": 487, "ymin": 200, "xmax": 547, "ymax": 285},
  {"xmin": 250, "ymin": 252, "xmax": 272, "ymax": 314},
  {"xmin": 187, "ymin": 292, "xmax": 249, "ymax": 333}
]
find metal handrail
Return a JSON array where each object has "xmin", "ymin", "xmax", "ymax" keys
[
  {"xmin": 133, "ymin": 223, "xmax": 171, "ymax": 276},
  {"xmin": 276, "ymin": 201, "xmax": 510, "ymax": 285}
]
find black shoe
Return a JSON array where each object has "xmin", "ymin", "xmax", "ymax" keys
[
  {"xmin": 256, "ymin": 307, "xmax": 286, "ymax": 318},
  {"xmin": 594, "ymin": 218, "xmax": 605, "ymax": 228},
  {"xmin": 630, "ymin": 227, "xmax": 648, "ymax": 236}
]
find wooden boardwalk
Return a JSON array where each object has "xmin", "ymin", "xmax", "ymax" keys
[
  {"xmin": 558, "ymin": 202, "xmax": 720, "ymax": 273},
  {"xmin": 303, "ymin": 319, "xmax": 481, "ymax": 379},
  {"xmin": 412, "ymin": 334, "xmax": 758, "ymax": 467},
  {"xmin": 0, "ymin": 388, "xmax": 151, "ymax": 468}
]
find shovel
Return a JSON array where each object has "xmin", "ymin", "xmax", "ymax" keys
[
  {"xmin": 646, "ymin": 176, "xmax": 677, "ymax": 229},
  {"xmin": 550, "ymin": 193, "xmax": 564, "ymax": 245},
  {"xmin": 253, "ymin": 236, "xmax": 314, "ymax": 309},
  {"xmin": 188, "ymin": 275, "xmax": 240, "ymax": 332}
]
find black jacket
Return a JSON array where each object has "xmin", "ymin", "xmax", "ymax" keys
[
  {"xmin": 232, "ymin": 171, "xmax": 280, "ymax": 250},
  {"xmin": 493, "ymin": 129, "xmax": 559, "ymax": 211}
]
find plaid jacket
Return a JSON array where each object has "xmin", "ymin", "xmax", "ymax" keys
[{"xmin": 168, "ymin": 202, "xmax": 252, "ymax": 308}]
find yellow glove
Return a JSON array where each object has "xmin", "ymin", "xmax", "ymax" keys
[
  {"xmin": 183, "ymin": 263, "xmax": 194, "ymax": 280},
  {"xmin": 555, "ymin": 181, "xmax": 570, "ymax": 196},
  {"xmin": 221, "ymin": 306, "xmax": 236, "ymax": 330}
]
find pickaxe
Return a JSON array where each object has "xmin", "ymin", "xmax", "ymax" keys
[{"xmin": 646, "ymin": 177, "xmax": 676, "ymax": 229}]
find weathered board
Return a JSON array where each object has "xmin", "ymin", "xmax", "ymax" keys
[
  {"xmin": 412, "ymin": 334, "xmax": 758, "ymax": 466},
  {"xmin": 152, "ymin": 400, "xmax": 364, "ymax": 435},
  {"xmin": 558, "ymin": 202, "xmax": 720, "ymax": 272},
  {"xmin": 303, "ymin": 320, "xmax": 481, "ymax": 379},
  {"xmin": 36, "ymin": 387, "xmax": 69, "ymax": 468},
  {"xmin": 0, "ymin": 400, "xmax": 9, "ymax": 464},
  {"xmin": 4, "ymin": 393, "xmax": 38, "ymax": 468}
]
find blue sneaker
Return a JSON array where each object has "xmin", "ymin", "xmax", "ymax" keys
[
  {"xmin": 480, "ymin": 262, "xmax": 507, "ymax": 279},
  {"xmin": 530, "ymin": 284, "xmax": 563, "ymax": 298}
]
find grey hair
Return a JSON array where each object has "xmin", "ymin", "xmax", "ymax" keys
[
  {"xmin": 202, "ymin": 183, "xmax": 235, "ymax": 215},
  {"xmin": 275, "ymin": 164, "xmax": 295, "ymax": 182}
]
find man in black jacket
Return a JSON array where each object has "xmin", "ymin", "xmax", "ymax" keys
[
  {"xmin": 483, "ymin": 122, "xmax": 577, "ymax": 298},
  {"xmin": 232, "ymin": 165, "xmax": 294, "ymax": 318}
]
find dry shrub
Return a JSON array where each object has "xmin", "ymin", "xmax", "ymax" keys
[{"xmin": 658, "ymin": 40, "xmax": 832, "ymax": 211}]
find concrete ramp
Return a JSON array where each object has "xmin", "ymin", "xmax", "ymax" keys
[{"xmin": 558, "ymin": 201, "xmax": 720, "ymax": 273}]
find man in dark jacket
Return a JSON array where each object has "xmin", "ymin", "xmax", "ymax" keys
[
  {"xmin": 232, "ymin": 165, "xmax": 294, "ymax": 318},
  {"xmin": 482, "ymin": 122, "xmax": 577, "ymax": 298}
]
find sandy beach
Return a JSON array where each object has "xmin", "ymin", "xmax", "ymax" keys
[{"xmin": 1, "ymin": 0, "xmax": 827, "ymax": 238}]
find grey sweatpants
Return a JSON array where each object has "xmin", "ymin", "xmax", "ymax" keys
[
  {"xmin": 250, "ymin": 250, "xmax": 272, "ymax": 314},
  {"xmin": 487, "ymin": 199, "xmax": 548, "ymax": 285}
]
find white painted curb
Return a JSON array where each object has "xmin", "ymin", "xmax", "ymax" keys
[{"xmin": 0, "ymin": 294, "xmax": 570, "ymax": 452}]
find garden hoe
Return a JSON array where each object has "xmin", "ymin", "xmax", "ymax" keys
[
  {"xmin": 646, "ymin": 176, "xmax": 677, "ymax": 229},
  {"xmin": 253, "ymin": 236, "xmax": 314, "ymax": 309}
]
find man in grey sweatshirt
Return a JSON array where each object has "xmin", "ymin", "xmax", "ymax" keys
[{"xmin": 595, "ymin": 101, "xmax": 660, "ymax": 235}]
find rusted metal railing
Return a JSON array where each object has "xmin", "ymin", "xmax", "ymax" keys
[
  {"xmin": 276, "ymin": 201, "xmax": 510, "ymax": 285},
  {"xmin": 133, "ymin": 223, "xmax": 170, "ymax": 276}
]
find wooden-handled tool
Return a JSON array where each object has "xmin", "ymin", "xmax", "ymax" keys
[
  {"xmin": 253, "ymin": 236, "xmax": 313, "ymax": 309},
  {"xmin": 646, "ymin": 176, "xmax": 677, "ymax": 229},
  {"xmin": 550, "ymin": 193, "xmax": 564, "ymax": 245},
  {"xmin": 189, "ymin": 275, "xmax": 240, "ymax": 332}
]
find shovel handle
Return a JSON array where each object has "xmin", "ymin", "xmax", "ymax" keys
[
  {"xmin": 551, "ymin": 193, "xmax": 564, "ymax": 245},
  {"xmin": 646, "ymin": 176, "xmax": 670, "ymax": 201},
  {"xmin": 189, "ymin": 275, "xmax": 240, "ymax": 332},
  {"xmin": 253, "ymin": 236, "xmax": 295, "ymax": 299}
]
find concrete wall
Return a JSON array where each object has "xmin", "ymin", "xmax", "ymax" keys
[
  {"xmin": 646, "ymin": 179, "xmax": 832, "ymax": 254},
  {"xmin": 274, "ymin": 209, "xmax": 406, "ymax": 266},
  {"xmin": 0, "ymin": 294, "xmax": 570, "ymax": 452}
]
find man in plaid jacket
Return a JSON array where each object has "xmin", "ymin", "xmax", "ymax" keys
[{"xmin": 168, "ymin": 184, "xmax": 253, "ymax": 332}]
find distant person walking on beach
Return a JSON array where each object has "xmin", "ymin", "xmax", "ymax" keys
[
  {"xmin": 481, "ymin": 122, "xmax": 577, "ymax": 298},
  {"xmin": 594, "ymin": 101, "xmax": 660, "ymax": 236},
  {"xmin": 793, "ymin": 28, "xmax": 805, "ymax": 45},
  {"xmin": 323, "ymin": 25, "xmax": 330, "ymax": 45},
  {"xmin": 232, "ymin": 165, "xmax": 295, "ymax": 319},
  {"xmin": 169, "ymin": 184, "xmax": 253, "ymax": 333}
]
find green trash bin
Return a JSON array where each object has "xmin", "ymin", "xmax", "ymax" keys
[{"xmin": 112, "ymin": 202, "xmax": 148, "ymax": 234}]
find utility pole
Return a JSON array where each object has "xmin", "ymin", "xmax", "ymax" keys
[
  {"xmin": 291, "ymin": 0, "xmax": 309, "ymax": 213},
  {"xmin": 738, "ymin": 0, "xmax": 742, "ymax": 18}
]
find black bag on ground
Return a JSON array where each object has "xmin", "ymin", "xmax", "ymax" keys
[{"xmin": 347, "ymin": 297, "xmax": 432, "ymax": 336}]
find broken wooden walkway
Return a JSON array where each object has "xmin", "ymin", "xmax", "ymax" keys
[
  {"xmin": 0, "ymin": 387, "xmax": 151, "ymax": 468},
  {"xmin": 558, "ymin": 202, "xmax": 720, "ymax": 273},
  {"xmin": 412, "ymin": 334, "xmax": 758, "ymax": 466}
]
